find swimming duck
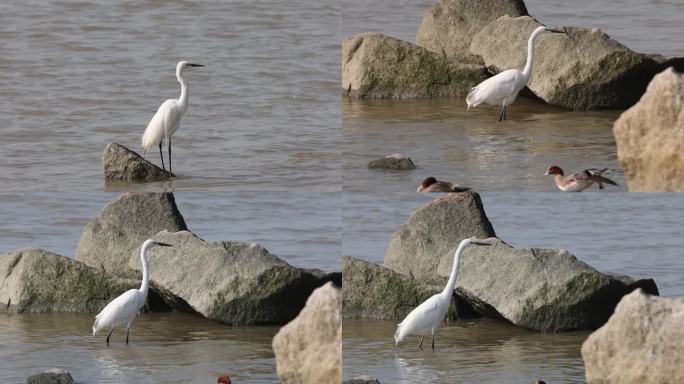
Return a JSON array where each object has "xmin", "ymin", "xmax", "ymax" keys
[{"xmin": 544, "ymin": 166, "xmax": 617, "ymax": 192}]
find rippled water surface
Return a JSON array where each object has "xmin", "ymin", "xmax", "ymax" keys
[{"xmin": 0, "ymin": 0, "xmax": 341, "ymax": 192}]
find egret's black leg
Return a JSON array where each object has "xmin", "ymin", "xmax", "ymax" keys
[
  {"xmin": 126, "ymin": 327, "xmax": 130, "ymax": 345},
  {"xmin": 499, "ymin": 105, "xmax": 505, "ymax": 122},
  {"xmin": 503, "ymin": 105, "xmax": 507, "ymax": 121},
  {"xmin": 431, "ymin": 334, "xmax": 435, "ymax": 351},
  {"xmin": 158, "ymin": 141, "xmax": 166, "ymax": 171},
  {"xmin": 418, "ymin": 336, "xmax": 424, "ymax": 350},
  {"xmin": 106, "ymin": 328, "xmax": 114, "ymax": 345},
  {"xmin": 168, "ymin": 136, "xmax": 172, "ymax": 176}
]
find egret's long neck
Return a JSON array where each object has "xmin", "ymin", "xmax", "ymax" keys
[
  {"xmin": 139, "ymin": 243, "xmax": 151, "ymax": 295},
  {"xmin": 442, "ymin": 240, "xmax": 468, "ymax": 297},
  {"xmin": 522, "ymin": 28, "xmax": 544, "ymax": 79},
  {"xmin": 177, "ymin": 69, "xmax": 189, "ymax": 112}
]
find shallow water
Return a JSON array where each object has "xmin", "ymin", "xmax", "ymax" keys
[
  {"xmin": 0, "ymin": 0, "xmax": 341, "ymax": 193},
  {"xmin": 0, "ymin": 312, "xmax": 280, "ymax": 383}
]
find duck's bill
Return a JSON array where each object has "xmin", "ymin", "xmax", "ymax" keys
[
  {"xmin": 188, "ymin": 63, "xmax": 205, "ymax": 67},
  {"xmin": 544, "ymin": 171, "xmax": 550, "ymax": 176},
  {"xmin": 155, "ymin": 242, "xmax": 173, "ymax": 247}
]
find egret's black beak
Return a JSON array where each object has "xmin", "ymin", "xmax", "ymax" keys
[
  {"xmin": 155, "ymin": 242, "xmax": 173, "ymax": 247},
  {"xmin": 470, "ymin": 239, "xmax": 492, "ymax": 246},
  {"xmin": 188, "ymin": 63, "xmax": 205, "ymax": 67},
  {"xmin": 548, "ymin": 27, "xmax": 566, "ymax": 34}
]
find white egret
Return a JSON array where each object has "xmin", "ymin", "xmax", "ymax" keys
[
  {"xmin": 466, "ymin": 26, "xmax": 565, "ymax": 121},
  {"xmin": 92, "ymin": 239, "xmax": 172, "ymax": 345},
  {"xmin": 394, "ymin": 237, "xmax": 490, "ymax": 350},
  {"xmin": 544, "ymin": 165, "xmax": 617, "ymax": 192},
  {"xmin": 141, "ymin": 61, "xmax": 205, "ymax": 175},
  {"xmin": 417, "ymin": 176, "xmax": 471, "ymax": 193}
]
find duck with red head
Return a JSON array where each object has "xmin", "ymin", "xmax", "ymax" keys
[
  {"xmin": 417, "ymin": 176, "xmax": 471, "ymax": 193},
  {"xmin": 217, "ymin": 375, "xmax": 231, "ymax": 384},
  {"xmin": 545, "ymin": 165, "xmax": 617, "ymax": 192}
]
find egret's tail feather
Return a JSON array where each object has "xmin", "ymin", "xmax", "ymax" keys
[
  {"xmin": 466, "ymin": 86, "xmax": 479, "ymax": 109},
  {"xmin": 394, "ymin": 323, "xmax": 404, "ymax": 345},
  {"xmin": 92, "ymin": 316, "xmax": 103, "ymax": 336}
]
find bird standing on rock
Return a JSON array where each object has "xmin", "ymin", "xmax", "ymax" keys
[
  {"xmin": 545, "ymin": 165, "xmax": 617, "ymax": 192},
  {"xmin": 466, "ymin": 26, "xmax": 565, "ymax": 121},
  {"xmin": 417, "ymin": 177, "xmax": 471, "ymax": 193},
  {"xmin": 141, "ymin": 61, "xmax": 205, "ymax": 175}
]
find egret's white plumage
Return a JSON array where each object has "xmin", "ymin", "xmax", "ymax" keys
[
  {"xmin": 394, "ymin": 237, "xmax": 490, "ymax": 350},
  {"xmin": 141, "ymin": 61, "xmax": 204, "ymax": 174},
  {"xmin": 466, "ymin": 26, "xmax": 564, "ymax": 121},
  {"xmin": 92, "ymin": 239, "xmax": 172, "ymax": 345}
]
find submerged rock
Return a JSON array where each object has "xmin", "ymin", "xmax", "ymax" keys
[
  {"xmin": 469, "ymin": 16, "xmax": 684, "ymax": 110},
  {"xmin": 416, "ymin": 0, "xmax": 528, "ymax": 62},
  {"xmin": 383, "ymin": 192, "xmax": 496, "ymax": 283},
  {"xmin": 102, "ymin": 142, "xmax": 172, "ymax": 181},
  {"xmin": 75, "ymin": 192, "xmax": 187, "ymax": 276},
  {"xmin": 272, "ymin": 282, "xmax": 341, "ymax": 384},
  {"xmin": 342, "ymin": 32, "xmax": 488, "ymax": 99},
  {"xmin": 0, "ymin": 248, "xmax": 156, "ymax": 313},
  {"xmin": 26, "ymin": 368, "xmax": 75, "ymax": 384},
  {"xmin": 129, "ymin": 230, "xmax": 337, "ymax": 325},
  {"xmin": 582, "ymin": 289, "xmax": 684, "ymax": 383},
  {"xmin": 442, "ymin": 239, "xmax": 658, "ymax": 331},
  {"xmin": 342, "ymin": 256, "xmax": 463, "ymax": 320},
  {"xmin": 613, "ymin": 67, "xmax": 684, "ymax": 191},
  {"xmin": 367, "ymin": 153, "xmax": 416, "ymax": 170}
]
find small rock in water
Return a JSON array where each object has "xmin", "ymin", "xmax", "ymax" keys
[
  {"xmin": 26, "ymin": 368, "xmax": 75, "ymax": 384},
  {"xmin": 102, "ymin": 142, "xmax": 173, "ymax": 181},
  {"xmin": 367, "ymin": 153, "xmax": 416, "ymax": 170},
  {"xmin": 343, "ymin": 376, "xmax": 381, "ymax": 384}
]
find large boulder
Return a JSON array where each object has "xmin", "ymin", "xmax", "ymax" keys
[
  {"xmin": 342, "ymin": 256, "xmax": 467, "ymax": 320},
  {"xmin": 129, "ymin": 230, "xmax": 337, "ymax": 325},
  {"xmin": 582, "ymin": 289, "xmax": 684, "ymax": 383},
  {"xmin": 469, "ymin": 16, "xmax": 684, "ymax": 110},
  {"xmin": 272, "ymin": 282, "xmax": 341, "ymax": 384},
  {"xmin": 0, "ymin": 248, "xmax": 157, "ymax": 313},
  {"xmin": 613, "ymin": 68, "xmax": 684, "ymax": 191},
  {"xmin": 342, "ymin": 32, "xmax": 488, "ymax": 99},
  {"xmin": 75, "ymin": 193, "xmax": 187, "ymax": 276},
  {"xmin": 416, "ymin": 0, "xmax": 528, "ymax": 62},
  {"xmin": 383, "ymin": 193, "xmax": 495, "ymax": 283},
  {"xmin": 102, "ymin": 142, "xmax": 172, "ymax": 181},
  {"xmin": 27, "ymin": 368, "xmax": 75, "ymax": 384},
  {"xmin": 439, "ymin": 239, "xmax": 659, "ymax": 331}
]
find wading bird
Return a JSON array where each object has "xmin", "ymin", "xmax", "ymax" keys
[
  {"xmin": 466, "ymin": 26, "xmax": 565, "ymax": 121},
  {"xmin": 92, "ymin": 239, "xmax": 172, "ymax": 345},
  {"xmin": 544, "ymin": 165, "xmax": 617, "ymax": 192},
  {"xmin": 141, "ymin": 61, "xmax": 204, "ymax": 175},
  {"xmin": 394, "ymin": 237, "xmax": 491, "ymax": 350},
  {"xmin": 417, "ymin": 177, "xmax": 471, "ymax": 193}
]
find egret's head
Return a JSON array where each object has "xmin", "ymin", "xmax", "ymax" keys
[
  {"xmin": 154, "ymin": 241, "xmax": 173, "ymax": 247},
  {"xmin": 176, "ymin": 61, "xmax": 205, "ymax": 75},
  {"xmin": 142, "ymin": 239, "xmax": 173, "ymax": 249},
  {"xmin": 544, "ymin": 26, "xmax": 566, "ymax": 34},
  {"xmin": 544, "ymin": 165, "xmax": 564, "ymax": 176},
  {"xmin": 417, "ymin": 176, "xmax": 437, "ymax": 192},
  {"xmin": 467, "ymin": 236, "xmax": 492, "ymax": 246}
]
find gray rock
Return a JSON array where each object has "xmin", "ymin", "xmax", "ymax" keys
[
  {"xmin": 75, "ymin": 192, "xmax": 187, "ymax": 276},
  {"xmin": 0, "ymin": 248, "xmax": 148, "ymax": 313},
  {"xmin": 272, "ymin": 282, "xmax": 341, "ymax": 384},
  {"xmin": 342, "ymin": 256, "xmax": 466, "ymax": 320},
  {"xmin": 367, "ymin": 153, "xmax": 416, "ymax": 170},
  {"xmin": 102, "ymin": 142, "xmax": 172, "ymax": 181},
  {"xmin": 440, "ymin": 239, "xmax": 659, "ymax": 331},
  {"xmin": 416, "ymin": 0, "xmax": 527, "ymax": 62},
  {"xmin": 129, "ymin": 230, "xmax": 337, "ymax": 325},
  {"xmin": 469, "ymin": 16, "xmax": 684, "ymax": 110},
  {"xmin": 27, "ymin": 368, "xmax": 75, "ymax": 384},
  {"xmin": 582, "ymin": 289, "xmax": 684, "ymax": 383},
  {"xmin": 343, "ymin": 376, "xmax": 381, "ymax": 384},
  {"xmin": 614, "ymin": 67, "xmax": 684, "ymax": 191},
  {"xmin": 383, "ymin": 192, "xmax": 496, "ymax": 283},
  {"xmin": 342, "ymin": 32, "xmax": 488, "ymax": 99}
]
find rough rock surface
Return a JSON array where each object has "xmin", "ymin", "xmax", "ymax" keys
[
  {"xmin": 102, "ymin": 142, "xmax": 172, "ymax": 181},
  {"xmin": 384, "ymin": 193, "xmax": 496, "ymax": 283},
  {"xmin": 582, "ymin": 289, "xmax": 684, "ymax": 383},
  {"xmin": 440, "ymin": 239, "xmax": 659, "ymax": 331},
  {"xmin": 0, "ymin": 248, "xmax": 144, "ymax": 313},
  {"xmin": 416, "ymin": 0, "xmax": 528, "ymax": 62},
  {"xmin": 367, "ymin": 153, "xmax": 416, "ymax": 170},
  {"xmin": 342, "ymin": 32, "xmax": 488, "ymax": 99},
  {"xmin": 343, "ymin": 376, "xmax": 381, "ymax": 384},
  {"xmin": 26, "ymin": 368, "xmax": 75, "ymax": 384},
  {"xmin": 76, "ymin": 192, "xmax": 187, "ymax": 276},
  {"xmin": 469, "ymin": 16, "xmax": 684, "ymax": 110},
  {"xmin": 613, "ymin": 67, "xmax": 684, "ymax": 191},
  {"xmin": 342, "ymin": 256, "xmax": 466, "ymax": 320},
  {"xmin": 272, "ymin": 282, "xmax": 341, "ymax": 384},
  {"xmin": 129, "ymin": 230, "xmax": 337, "ymax": 325}
]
